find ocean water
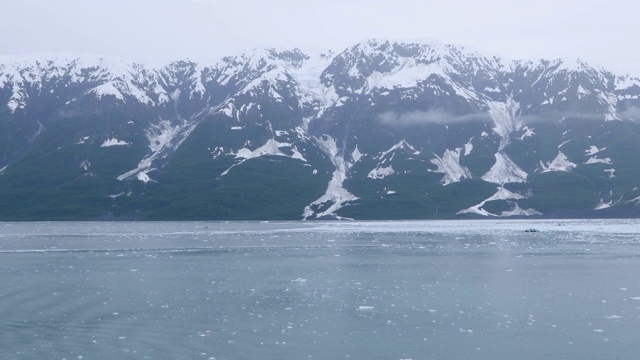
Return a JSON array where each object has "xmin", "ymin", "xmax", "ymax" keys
[{"xmin": 1, "ymin": 219, "xmax": 640, "ymax": 359}]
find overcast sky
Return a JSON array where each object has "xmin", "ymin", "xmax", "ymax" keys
[{"xmin": 2, "ymin": 0, "xmax": 639, "ymax": 75}]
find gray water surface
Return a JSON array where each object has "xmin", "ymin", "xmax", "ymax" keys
[{"xmin": 1, "ymin": 220, "xmax": 640, "ymax": 359}]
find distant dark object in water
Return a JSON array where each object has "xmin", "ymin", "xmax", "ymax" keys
[{"xmin": 525, "ymin": 228, "xmax": 540, "ymax": 233}]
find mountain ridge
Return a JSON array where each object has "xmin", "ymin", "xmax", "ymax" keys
[{"xmin": 1, "ymin": 39, "xmax": 639, "ymax": 220}]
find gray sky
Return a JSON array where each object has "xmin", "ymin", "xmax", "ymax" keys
[{"xmin": 2, "ymin": 0, "xmax": 639, "ymax": 75}]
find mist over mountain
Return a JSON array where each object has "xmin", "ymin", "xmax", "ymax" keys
[{"xmin": 1, "ymin": 39, "xmax": 640, "ymax": 220}]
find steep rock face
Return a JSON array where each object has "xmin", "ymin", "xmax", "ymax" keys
[{"xmin": 1, "ymin": 39, "xmax": 640, "ymax": 220}]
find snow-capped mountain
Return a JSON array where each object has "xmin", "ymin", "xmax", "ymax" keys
[{"xmin": 1, "ymin": 39, "xmax": 640, "ymax": 220}]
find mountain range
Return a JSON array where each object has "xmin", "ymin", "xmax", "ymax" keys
[{"xmin": 1, "ymin": 39, "xmax": 640, "ymax": 220}]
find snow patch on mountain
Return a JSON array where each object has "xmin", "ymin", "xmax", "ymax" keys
[
  {"xmin": 79, "ymin": 160, "xmax": 91, "ymax": 171},
  {"xmin": 6, "ymin": 98, "xmax": 22, "ymax": 113},
  {"xmin": 303, "ymin": 135, "xmax": 358, "ymax": 219},
  {"xmin": 599, "ymin": 92, "xmax": 619, "ymax": 121},
  {"xmin": 217, "ymin": 102, "xmax": 239, "ymax": 120},
  {"xmin": 377, "ymin": 140, "xmax": 420, "ymax": 160},
  {"xmin": 29, "ymin": 121, "xmax": 45, "ymax": 143},
  {"xmin": 430, "ymin": 148, "xmax": 471, "ymax": 185},
  {"xmin": 5, "ymin": 85, "xmax": 26, "ymax": 112},
  {"xmin": 558, "ymin": 139, "xmax": 571, "ymax": 148},
  {"xmin": 368, "ymin": 165, "xmax": 395, "ymax": 179},
  {"xmin": 555, "ymin": 58, "xmax": 594, "ymax": 73},
  {"xmin": 458, "ymin": 187, "xmax": 539, "ymax": 217},
  {"xmin": 220, "ymin": 138, "xmax": 307, "ymax": 176},
  {"xmin": 615, "ymin": 75, "xmax": 640, "ymax": 91},
  {"xmin": 91, "ymin": 82, "xmax": 125, "ymax": 101},
  {"xmin": 604, "ymin": 168, "xmax": 615, "ymax": 179},
  {"xmin": 517, "ymin": 126, "xmax": 535, "ymax": 140},
  {"xmin": 235, "ymin": 139, "xmax": 306, "ymax": 161},
  {"xmin": 501, "ymin": 204, "xmax": 542, "ymax": 217},
  {"xmin": 0, "ymin": 54, "xmax": 166, "ymax": 110},
  {"xmin": 0, "ymin": 54, "xmax": 72, "ymax": 112},
  {"xmin": 157, "ymin": 61, "xmax": 206, "ymax": 101},
  {"xmin": 486, "ymin": 97, "xmax": 522, "ymax": 149},
  {"xmin": 364, "ymin": 59, "xmax": 447, "ymax": 91},
  {"xmin": 585, "ymin": 145, "xmax": 605, "ymax": 156},
  {"xmin": 187, "ymin": 65, "xmax": 206, "ymax": 99},
  {"xmin": 137, "ymin": 171, "xmax": 152, "ymax": 183},
  {"xmin": 239, "ymin": 66, "xmax": 290, "ymax": 100},
  {"xmin": 285, "ymin": 50, "xmax": 337, "ymax": 110},
  {"xmin": 210, "ymin": 146, "xmax": 225, "ymax": 159},
  {"xmin": 464, "ymin": 138, "xmax": 473, "ymax": 155},
  {"xmin": 480, "ymin": 98, "xmax": 529, "ymax": 184},
  {"xmin": 0, "ymin": 165, "xmax": 8, "ymax": 175},
  {"xmin": 539, "ymin": 152, "xmax": 576, "ymax": 172},
  {"xmin": 576, "ymin": 85, "xmax": 590, "ymax": 98},
  {"xmin": 351, "ymin": 146, "xmax": 363, "ymax": 163},
  {"xmin": 594, "ymin": 192, "xmax": 621, "ymax": 210},
  {"xmin": 214, "ymin": 48, "xmax": 337, "ymax": 113},
  {"xmin": 325, "ymin": 38, "xmax": 498, "ymax": 104},
  {"xmin": 147, "ymin": 120, "xmax": 190, "ymax": 153},
  {"xmin": 585, "ymin": 156, "xmax": 612, "ymax": 165},
  {"xmin": 482, "ymin": 152, "xmax": 528, "ymax": 184},
  {"xmin": 117, "ymin": 119, "xmax": 200, "ymax": 182},
  {"xmin": 101, "ymin": 138, "xmax": 129, "ymax": 147}
]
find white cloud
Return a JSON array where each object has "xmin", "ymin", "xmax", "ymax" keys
[
  {"xmin": 378, "ymin": 109, "xmax": 489, "ymax": 126},
  {"xmin": 619, "ymin": 106, "xmax": 640, "ymax": 121}
]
